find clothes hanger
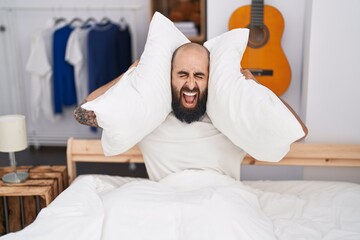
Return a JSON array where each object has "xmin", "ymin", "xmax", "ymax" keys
[
  {"xmin": 69, "ymin": 17, "xmax": 84, "ymax": 27},
  {"xmin": 118, "ymin": 17, "xmax": 128, "ymax": 30},
  {"xmin": 100, "ymin": 17, "xmax": 112, "ymax": 25},
  {"xmin": 85, "ymin": 17, "xmax": 97, "ymax": 25},
  {"xmin": 54, "ymin": 17, "xmax": 67, "ymax": 26},
  {"xmin": 81, "ymin": 17, "xmax": 97, "ymax": 27},
  {"xmin": 53, "ymin": 6, "xmax": 67, "ymax": 26}
]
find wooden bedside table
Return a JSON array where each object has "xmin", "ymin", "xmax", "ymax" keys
[{"xmin": 0, "ymin": 165, "xmax": 68, "ymax": 236}]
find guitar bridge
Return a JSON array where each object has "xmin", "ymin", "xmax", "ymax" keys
[{"xmin": 249, "ymin": 69, "xmax": 273, "ymax": 76}]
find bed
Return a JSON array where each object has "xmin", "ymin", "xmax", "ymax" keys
[{"xmin": 2, "ymin": 138, "xmax": 360, "ymax": 240}]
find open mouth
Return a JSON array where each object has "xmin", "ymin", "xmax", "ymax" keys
[{"xmin": 182, "ymin": 91, "xmax": 198, "ymax": 108}]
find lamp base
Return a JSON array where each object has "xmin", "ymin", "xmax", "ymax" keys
[{"xmin": 2, "ymin": 171, "xmax": 29, "ymax": 183}]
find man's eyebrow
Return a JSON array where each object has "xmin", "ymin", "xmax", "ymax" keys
[
  {"xmin": 177, "ymin": 70, "xmax": 189, "ymax": 75},
  {"xmin": 194, "ymin": 72, "xmax": 206, "ymax": 76}
]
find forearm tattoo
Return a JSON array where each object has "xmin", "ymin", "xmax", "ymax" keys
[{"xmin": 73, "ymin": 100, "xmax": 99, "ymax": 127}]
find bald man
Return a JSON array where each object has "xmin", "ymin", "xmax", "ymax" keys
[
  {"xmin": 73, "ymin": 43, "xmax": 245, "ymax": 180},
  {"xmin": 73, "ymin": 42, "xmax": 306, "ymax": 181}
]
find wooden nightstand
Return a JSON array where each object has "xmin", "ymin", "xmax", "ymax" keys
[{"xmin": 0, "ymin": 165, "xmax": 68, "ymax": 236}]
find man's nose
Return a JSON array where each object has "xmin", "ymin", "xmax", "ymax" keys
[{"xmin": 187, "ymin": 77, "xmax": 196, "ymax": 90}]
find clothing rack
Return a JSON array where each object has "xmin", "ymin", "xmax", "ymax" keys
[{"xmin": 0, "ymin": 3, "xmax": 145, "ymax": 146}]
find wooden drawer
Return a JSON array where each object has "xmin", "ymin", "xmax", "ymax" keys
[{"xmin": 0, "ymin": 165, "xmax": 68, "ymax": 235}]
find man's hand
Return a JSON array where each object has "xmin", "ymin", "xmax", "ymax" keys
[
  {"xmin": 241, "ymin": 68, "xmax": 259, "ymax": 83},
  {"xmin": 74, "ymin": 100, "xmax": 99, "ymax": 127}
]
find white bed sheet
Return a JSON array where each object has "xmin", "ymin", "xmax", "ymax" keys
[{"xmin": 1, "ymin": 172, "xmax": 360, "ymax": 240}]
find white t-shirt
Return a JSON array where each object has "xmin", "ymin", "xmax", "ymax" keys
[
  {"xmin": 26, "ymin": 20, "xmax": 56, "ymax": 122},
  {"xmin": 138, "ymin": 113, "xmax": 246, "ymax": 181},
  {"xmin": 65, "ymin": 26, "xmax": 91, "ymax": 104}
]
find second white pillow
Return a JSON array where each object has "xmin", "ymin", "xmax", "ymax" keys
[{"xmin": 204, "ymin": 29, "xmax": 305, "ymax": 161}]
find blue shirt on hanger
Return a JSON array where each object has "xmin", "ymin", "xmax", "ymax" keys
[
  {"xmin": 53, "ymin": 24, "xmax": 77, "ymax": 114},
  {"xmin": 87, "ymin": 20, "xmax": 132, "ymax": 93},
  {"xmin": 117, "ymin": 25, "xmax": 132, "ymax": 75}
]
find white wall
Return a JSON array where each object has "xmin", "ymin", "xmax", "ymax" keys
[
  {"xmin": 301, "ymin": 0, "xmax": 360, "ymax": 182},
  {"xmin": 302, "ymin": 0, "xmax": 360, "ymax": 144}
]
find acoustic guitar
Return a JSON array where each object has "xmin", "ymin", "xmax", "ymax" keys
[{"xmin": 228, "ymin": 0, "xmax": 291, "ymax": 96}]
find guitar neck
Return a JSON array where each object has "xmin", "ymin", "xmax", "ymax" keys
[{"xmin": 251, "ymin": 0, "xmax": 264, "ymax": 26}]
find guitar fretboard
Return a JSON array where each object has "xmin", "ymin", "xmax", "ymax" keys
[{"xmin": 250, "ymin": 0, "xmax": 264, "ymax": 26}]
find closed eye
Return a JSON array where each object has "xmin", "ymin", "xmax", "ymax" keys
[
  {"xmin": 177, "ymin": 71, "xmax": 189, "ymax": 78},
  {"xmin": 194, "ymin": 72, "xmax": 205, "ymax": 79}
]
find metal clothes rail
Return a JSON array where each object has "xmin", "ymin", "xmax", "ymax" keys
[{"xmin": 0, "ymin": 4, "xmax": 142, "ymax": 58}]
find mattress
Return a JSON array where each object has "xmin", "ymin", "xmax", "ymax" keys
[{"xmin": 2, "ymin": 172, "xmax": 360, "ymax": 240}]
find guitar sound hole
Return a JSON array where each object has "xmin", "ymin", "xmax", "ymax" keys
[{"xmin": 247, "ymin": 25, "xmax": 269, "ymax": 48}]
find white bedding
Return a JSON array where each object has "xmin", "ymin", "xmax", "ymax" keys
[{"xmin": 2, "ymin": 171, "xmax": 360, "ymax": 240}]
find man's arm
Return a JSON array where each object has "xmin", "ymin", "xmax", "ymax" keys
[
  {"xmin": 74, "ymin": 60, "xmax": 139, "ymax": 127},
  {"xmin": 240, "ymin": 69, "xmax": 308, "ymax": 141}
]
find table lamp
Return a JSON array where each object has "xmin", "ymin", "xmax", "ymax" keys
[{"xmin": 0, "ymin": 114, "xmax": 29, "ymax": 183}]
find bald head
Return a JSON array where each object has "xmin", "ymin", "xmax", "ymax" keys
[{"xmin": 171, "ymin": 43, "xmax": 210, "ymax": 71}]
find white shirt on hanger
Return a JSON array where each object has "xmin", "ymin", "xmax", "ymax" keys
[
  {"xmin": 65, "ymin": 26, "xmax": 92, "ymax": 104},
  {"xmin": 26, "ymin": 19, "xmax": 56, "ymax": 123}
]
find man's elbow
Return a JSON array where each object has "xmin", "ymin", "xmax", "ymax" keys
[{"xmin": 73, "ymin": 105, "xmax": 99, "ymax": 128}]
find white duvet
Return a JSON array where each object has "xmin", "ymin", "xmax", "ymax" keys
[{"xmin": 2, "ymin": 170, "xmax": 360, "ymax": 240}]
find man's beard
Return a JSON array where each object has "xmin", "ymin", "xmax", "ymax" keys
[{"xmin": 171, "ymin": 85, "xmax": 208, "ymax": 124}]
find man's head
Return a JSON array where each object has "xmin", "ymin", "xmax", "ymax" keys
[{"xmin": 171, "ymin": 43, "xmax": 210, "ymax": 123}]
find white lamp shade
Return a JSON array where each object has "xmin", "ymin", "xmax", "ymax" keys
[{"xmin": 0, "ymin": 115, "xmax": 28, "ymax": 152}]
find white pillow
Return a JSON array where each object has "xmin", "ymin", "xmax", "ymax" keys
[
  {"xmin": 82, "ymin": 12, "xmax": 190, "ymax": 156},
  {"xmin": 204, "ymin": 29, "xmax": 305, "ymax": 161}
]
